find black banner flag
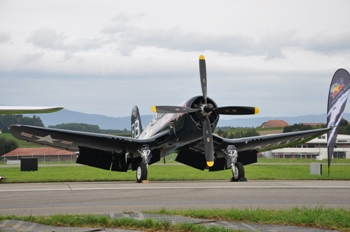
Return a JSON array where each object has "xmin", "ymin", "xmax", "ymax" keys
[{"xmin": 327, "ymin": 69, "xmax": 350, "ymax": 174}]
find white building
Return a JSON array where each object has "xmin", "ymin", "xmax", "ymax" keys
[{"xmin": 261, "ymin": 134, "xmax": 350, "ymax": 159}]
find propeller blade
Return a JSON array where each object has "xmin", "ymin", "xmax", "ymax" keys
[
  {"xmin": 203, "ymin": 116, "xmax": 214, "ymax": 167},
  {"xmin": 151, "ymin": 106, "xmax": 199, "ymax": 114},
  {"xmin": 199, "ymin": 55, "xmax": 207, "ymax": 104},
  {"xmin": 214, "ymin": 106, "xmax": 260, "ymax": 115}
]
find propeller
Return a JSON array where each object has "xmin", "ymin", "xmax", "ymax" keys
[{"xmin": 151, "ymin": 55, "xmax": 259, "ymax": 167}]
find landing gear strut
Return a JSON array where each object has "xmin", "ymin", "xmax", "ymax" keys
[
  {"xmin": 136, "ymin": 146, "xmax": 152, "ymax": 183},
  {"xmin": 226, "ymin": 145, "xmax": 247, "ymax": 182}
]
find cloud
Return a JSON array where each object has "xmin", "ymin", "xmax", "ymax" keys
[
  {"xmin": 27, "ymin": 28, "xmax": 106, "ymax": 53},
  {"xmin": 305, "ymin": 32, "xmax": 350, "ymax": 54},
  {"xmin": 101, "ymin": 23, "xmax": 261, "ymax": 56},
  {"xmin": 101, "ymin": 21, "xmax": 350, "ymax": 59},
  {"xmin": 20, "ymin": 52, "xmax": 44, "ymax": 63},
  {"xmin": 24, "ymin": 21, "xmax": 350, "ymax": 61},
  {"xmin": 111, "ymin": 12, "xmax": 147, "ymax": 23},
  {"xmin": 0, "ymin": 32, "xmax": 11, "ymax": 44}
]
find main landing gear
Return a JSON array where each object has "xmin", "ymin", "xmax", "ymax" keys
[
  {"xmin": 136, "ymin": 146, "xmax": 152, "ymax": 183},
  {"xmin": 226, "ymin": 145, "xmax": 247, "ymax": 182}
]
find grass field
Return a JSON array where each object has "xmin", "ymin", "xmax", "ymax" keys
[{"xmin": 0, "ymin": 160, "xmax": 349, "ymax": 183}]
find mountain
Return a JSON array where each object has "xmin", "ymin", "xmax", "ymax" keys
[
  {"xmin": 36, "ymin": 109, "xmax": 153, "ymax": 130},
  {"xmin": 36, "ymin": 109, "xmax": 350, "ymax": 130}
]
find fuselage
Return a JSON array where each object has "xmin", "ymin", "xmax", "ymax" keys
[{"xmin": 139, "ymin": 96, "xmax": 220, "ymax": 154}]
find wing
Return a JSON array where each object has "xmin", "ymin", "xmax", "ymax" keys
[
  {"xmin": 176, "ymin": 127, "xmax": 332, "ymax": 171},
  {"xmin": 0, "ymin": 106, "xmax": 63, "ymax": 114},
  {"xmin": 215, "ymin": 127, "xmax": 332, "ymax": 152},
  {"xmin": 10, "ymin": 125, "xmax": 175, "ymax": 171}
]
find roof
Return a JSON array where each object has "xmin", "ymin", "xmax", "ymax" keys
[
  {"xmin": 3, "ymin": 147, "xmax": 76, "ymax": 157},
  {"xmin": 261, "ymin": 120, "xmax": 289, "ymax": 128}
]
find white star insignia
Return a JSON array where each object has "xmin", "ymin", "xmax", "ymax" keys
[{"xmin": 35, "ymin": 135, "xmax": 59, "ymax": 144}]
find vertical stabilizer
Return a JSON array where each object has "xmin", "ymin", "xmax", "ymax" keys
[{"xmin": 131, "ymin": 105, "xmax": 143, "ymax": 138}]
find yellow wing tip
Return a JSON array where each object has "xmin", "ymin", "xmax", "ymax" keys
[
  {"xmin": 207, "ymin": 161, "xmax": 214, "ymax": 167},
  {"xmin": 255, "ymin": 107, "xmax": 260, "ymax": 114},
  {"xmin": 151, "ymin": 106, "xmax": 157, "ymax": 113},
  {"xmin": 199, "ymin": 55, "xmax": 205, "ymax": 60}
]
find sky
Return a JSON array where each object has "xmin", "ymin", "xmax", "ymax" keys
[{"xmin": 0, "ymin": 0, "xmax": 350, "ymax": 120}]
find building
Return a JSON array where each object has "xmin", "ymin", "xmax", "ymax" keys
[
  {"xmin": 262, "ymin": 134, "xmax": 350, "ymax": 159},
  {"xmin": 260, "ymin": 120, "xmax": 289, "ymax": 128},
  {"xmin": 3, "ymin": 147, "xmax": 77, "ymax": 162}
]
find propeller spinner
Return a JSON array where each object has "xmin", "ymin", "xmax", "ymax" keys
[{"xmin": 151, "ymin": 55, "xmax": 259, "ymax": 167}]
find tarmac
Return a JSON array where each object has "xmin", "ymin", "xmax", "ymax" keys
[{"xmin": 0, "ymin": 212, "xmax": 337, "ymax": 232}]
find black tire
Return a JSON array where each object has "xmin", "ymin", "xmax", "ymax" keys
[
  {"xmin": 231, "ymin": 162, "xmax": 244, "ymax": 182},
  {"xmin": 136, "ymin": 162, "xmax": 148, "ymax": 183}
]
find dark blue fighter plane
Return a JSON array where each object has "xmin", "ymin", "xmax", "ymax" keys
[{"xmin": 10, "ymin": 55, "xmax": 339, "ymax": 183}]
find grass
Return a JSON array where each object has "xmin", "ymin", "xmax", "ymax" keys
[
  {"xmin": 148, "ymin": 206, "xmax": 350, "ymax": 231},
  {"xmin": 0, "ymin": 214, "xmax": 237, "ymax": 232},
  {"xmin": 0, "ymin": 162, "xmax": 349, "ymax": 183},
  {"xmin": 0, "ymin": 207, "xmax": 349, "ymax": 231}
]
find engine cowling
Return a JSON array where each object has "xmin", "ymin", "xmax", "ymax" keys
[{"xmin": 186, "ymin": 96, "xmax": 220, "ymax": 130}]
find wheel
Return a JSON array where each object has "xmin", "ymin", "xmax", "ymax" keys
[
  {"xmin": 231, "ymin": 162, "xmax": 244, "ymax": 182},
  {"xmin": 136, "ymin": 162, "xmax": 148, "ymax": 183}
]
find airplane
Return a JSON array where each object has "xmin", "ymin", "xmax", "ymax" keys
[
  {"xmin": 0, "ymin": 106, "xmax": 63, "ymax": 114},
  {"xmin": 10, "ymin": 55, "xmax": 346, "ymax": 183}
]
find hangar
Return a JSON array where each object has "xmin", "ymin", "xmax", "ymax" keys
[
  {"xmin": 2, "ymin": 147, "xmax": 77, "ymax": 163},
  {"xmin": 262, "ymin": 134, "xmax": 350, "ymax": 159}
]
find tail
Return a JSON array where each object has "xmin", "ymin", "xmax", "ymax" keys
[
  {"xmin": 131, "ymin": 105, "xmax": 143, "ymax": 139},
  {"xmin": 327, "ymin": 69, "xmax": 350, "ymax": 174}
]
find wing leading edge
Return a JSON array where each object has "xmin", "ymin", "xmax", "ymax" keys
[
  {"xmin": 0, "ymin": 106, "xmax": 63, "ymax": 114},
  {"xmin": 215, "ymin": 127, "xmax": 332, "ymax": 153}
]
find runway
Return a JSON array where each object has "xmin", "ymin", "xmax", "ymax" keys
[{"xmin": 0, "ymin": 180, "xmax": 349, "ymax": 216}]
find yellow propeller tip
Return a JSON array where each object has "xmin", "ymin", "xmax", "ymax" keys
[
  {"xmin": 199, "ymin": 55, "xmax": 205, "ymax": 60},
  {"xmin": 207, "ymin": 161, "xmax": 214, "ymax": 167},
  {"xmin": 151, "ymin": 106, "xmax": 157, "ymax": 113},
  {"xmin": 255, "ymin": 107, "xmax": 260, "ymax": 114}
]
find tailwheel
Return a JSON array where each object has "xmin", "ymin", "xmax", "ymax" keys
[
  {"xmin": 231, "ymin": 162, "xmax": 246, "ymax": 182},
  {"xmin": 136, "ymin": 162, "xmax": 148, "ymax": 183}
]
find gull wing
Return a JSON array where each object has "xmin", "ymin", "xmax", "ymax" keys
[
  {"xmin": 10, "ymin": 125, "xmax": 172, "ymax": 152},
  {"xmin": 10, "ymin": 125, "xmax": 174, "ymax": 171},
  {"xmin": 175, "ymin": 127, "xmax": 331, "ymax": 171},
  {"xmin": 214, "ymin": 127, "xmax": 332, "ymax": 152}
]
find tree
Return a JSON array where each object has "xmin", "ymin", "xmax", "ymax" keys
[
  {"xmin": 0, "ymin": 114, "xmax": 44, "ymax": 130},
  {"xmin": 0, "ymin": 137, "xmax": 18, "ymax": 157},
  {"xmin": 283, "ymin": 123, "xmax": 305, "ymax": 133},
  {"xmin": 2, "ymin": 126, "xmax": 10, "ymax": 133},
  {"xmin": 339, "ymin": 118, "xmax": 349, "ymax": 127}
]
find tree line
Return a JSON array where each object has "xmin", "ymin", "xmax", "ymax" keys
[
  {"xmin": 282, "ymin": 118, "xmax": 350, "ymax": 133},
  {"xmin": 215, "ymin": 128, "xmax": 260, "ymax": 138},
  {"xmin": 0, "ymin": 114, "xmax": 44, "ymax": 156},
  {"xmin": 49, "ymin": 123, "xmax": 131, "ymax": 135},
  {"xmin": 0, "ymin": 114, "xmax": 44, "ymax": 133},
  {"xmin": 216, "ymin": 118, "xmax": 350, "ymax": 139}
]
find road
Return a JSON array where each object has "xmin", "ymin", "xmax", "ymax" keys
[{"xmin": 0, "ymin": 180, "xmax": 349, "ymax": 216}]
